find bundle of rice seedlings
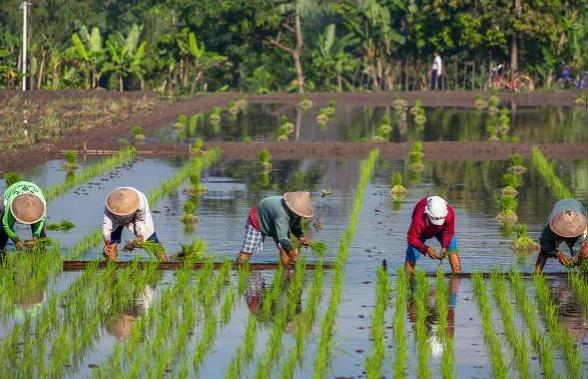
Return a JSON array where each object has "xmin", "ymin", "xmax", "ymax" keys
[
  {"xmin": 513, "ymin": 224, "xmax": 540, "ymax": 251},
  {"xmin": 131, "ymin": 125, "xmax": 145, "ymax": 140},
  {"xmin": 4, "ymin": 172, "xmax": 23, "ymax": 187},
  {"xmin": 508, "ymin": 154, "xmax": 527, "ymax": 174},
  {"xmin": 228, "ymin": 100, "xmax": 240, "ymax": 115},
  {"xmin": 46, "ymin": 219, "xmax": 76, "ymax": 231},
  {"xmin": 209, "ymin": 106, "xmax": 222, "ymax": 124},
  {"xmin": 124, "ymin": 239, "xmax": 165, "ymax": 260},
  {"xmin": 257, "ymin": 149, "xmax": 273, "ymax": 172},
  {"xmin": 308, "ymin": 241, "xmax": 328, "ymax": 256},
  {"xmin": 389, "ymin": 173, "xmax": 407, "ymax": 196},
  {"xmin": 63, "ymin": 150, "xmax": 79, "ymax": 170},
  {"xmin": 236, "ymin": 98, "xmax": 248, "ymax": 111},
  {"xmin": 181, "ymin": 201, "xmax": 199, "ymax": 224},
  {"xmin": 496, "ymin": 196, "xmax": 518, "ymax": 224},
  {"xmin": 177, "ymin": 239, "xmax": 207, "ymax": 261},
  {"xmin": 316, "ymin": 111, "xmax": 329, "ymax": 125},
  {"xmin": 299, "ymin": 96, "xmax": 313, "ymax": 109},
  {"xmin": 474, "ymin": 94, "xmax": 488, "ymax": 109}
]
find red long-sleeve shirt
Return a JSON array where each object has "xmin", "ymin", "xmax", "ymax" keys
[{"xmin": 407, "ymin": 197, "xmax": 455, "ymax": 253}]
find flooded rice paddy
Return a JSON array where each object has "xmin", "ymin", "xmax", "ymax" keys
[{"xmin": 1, "ymin": 102, "xmax": 588, "ymax": 378}]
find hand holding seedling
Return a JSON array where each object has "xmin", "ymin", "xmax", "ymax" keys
[
  {"xmin": 298, "ymin": 236, "xmax": 311, "ymax": 246},
  {"xmin": 425, "ymin": 246, "xmax": 440, "ymax": 260},
  {"xmin": 555, "ymin": 250, "xmax": 571, "ymax": 266},
  {"xmin": 14, "ymin": 239, "xmax": 24, "ymax": 250}
]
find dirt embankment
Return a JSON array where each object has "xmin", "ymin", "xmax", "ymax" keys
[{"xmin": 0, "ymin": 89, "xmax": 586, "ymax": 172}]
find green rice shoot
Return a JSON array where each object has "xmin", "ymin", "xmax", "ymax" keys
[
  {"xmin": 309, "ymin": 241, "xmax": 328, "ymax": 256},
  {"xmin": 46, "ymin": 219, "xmax": 76, "ymax": 231}
]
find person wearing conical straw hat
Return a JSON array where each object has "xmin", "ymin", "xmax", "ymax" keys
[
  {"xmin": 237, "ymin": 191, "xmax": 314, "ymax": 265},
  {"xmin": 406, "ymin": 196, "xmax": 461, "ymax": 273},
  {"xmin": 102, "ymin": 187, "xmax": 167, "ymax": 261},
  {"xmin": 535, "ymin": 199, "xmax": 587, "ymax": 273},
  {"xmin": 0, "ymin": 181, "xmax": 47, "ymax": 250}
]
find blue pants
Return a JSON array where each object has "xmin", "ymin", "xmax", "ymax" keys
[
  {"xmin": 110, "ymin": 226, "xmax": 159, "ymax": 244},
  {"xmin": 406, "ymin": 235, "xmax": 458, "ymax": 262}
]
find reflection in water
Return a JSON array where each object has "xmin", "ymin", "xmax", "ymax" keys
[
  {"xmin": 244, "ymin": 269, "xmax": 302, "ymax": 323},
  {"xmin": 106, "ymin": 284, "xmax": 156, "ymax": 342},
  {"xmin": 545, "ymin": 277, "xmax": 587, "ymax": 343},
  {"xmin": 407, "ymin": 276, "xmax": 460, "ymax": 356}
]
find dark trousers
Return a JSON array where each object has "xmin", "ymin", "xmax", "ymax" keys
[
  {"xmin": 110, "ymin": 225, "xmax": 159, "ymax": 244},
  {"xmin": 0, "ymin": 206, "xmax": 46, "ymax": 249},
  {"xmin": 430, "ymin": 70, "xmax": 442, "ymax": 90}
]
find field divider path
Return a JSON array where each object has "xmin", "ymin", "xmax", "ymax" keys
[{"xmin": 312, "ymin": 148, "xmax": 380, "ymax": 378}]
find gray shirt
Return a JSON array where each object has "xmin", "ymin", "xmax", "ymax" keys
[{"xmin": 539, "ymin": 199, "xmax": 587, "ymax": 256}]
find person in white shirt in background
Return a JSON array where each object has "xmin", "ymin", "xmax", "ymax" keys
[{"xmin": 430, "ymin": 52, "xmax": 443, "ymax": 90}]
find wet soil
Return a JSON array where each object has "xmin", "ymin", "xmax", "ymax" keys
[{"xmin": 0, "ymin": 90, "xmax": 585, "ymax": 172}]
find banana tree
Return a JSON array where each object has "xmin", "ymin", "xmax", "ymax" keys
[
  {"xmin": 0, "ymin": 29, "xmax": 20, "ymax": 89},
  {"xmin": 102, "ymin": 24, "xmax": 147, "ymax": 92},
  {"xmin": 177, "ymin": 29, "xmax": 227, "ymax": 92},
  {"xmin": 71, "ymin": 26, "xmax": 105, "ymax": 88}
]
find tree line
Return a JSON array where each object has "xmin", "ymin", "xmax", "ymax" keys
[{"xmin": 1, "ymin": 0, "xmax": 587, "ymax": 93}]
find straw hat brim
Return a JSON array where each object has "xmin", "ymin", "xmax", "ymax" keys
[
  {"xmin": 283, "ymin": 191, "xmax": 314, "ymax": 218},
  {"xmin": 11, "ymin": 194, "xmax": 46, "ymax": 225},
  {"xmin": 106, "ymin": 187, "xmax": 141, "ymax": 216},
  {"xmin": 549, "ymin": 210, "xmax": 587, "ymax": 238}
]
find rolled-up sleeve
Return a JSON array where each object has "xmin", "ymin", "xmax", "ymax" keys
[{"xmin": 102, "ymin": 212, "xmax": 114, "ymax": 242}]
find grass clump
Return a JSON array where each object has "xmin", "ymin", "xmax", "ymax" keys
[
  {"xmin": 62, "ymin": 150, "xmax": 79, "ymax": 171},
  {"xmin": 46, "ymin": 219, "xmax": 75, "ymax": 231},
  {"xmin": 4, "ymin": 172, "xmax": 23, "ymax": 187},
  {"xmin": 131, "ymin": 125, "xmax": 145, "ymax": 141},
  {"xmin": 513, "ymin": 224, "xmax": 540, "ymax": 251}
]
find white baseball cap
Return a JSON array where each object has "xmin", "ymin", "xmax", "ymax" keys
[{"xmin": 424, "ymin": 196, "xmax": 448, "ymax": 225}]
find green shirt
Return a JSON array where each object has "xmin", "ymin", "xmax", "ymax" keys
[
  {"xmin": 539, "ymin": 199, "xmax": 587, "ymax": 256},
  {"xmin": 257, "ymin": 196, "xmax": 303, "ymax": 252},
  {"xmin": 2, "ymin": 181, "xmax": 47, "ymax": 240}
]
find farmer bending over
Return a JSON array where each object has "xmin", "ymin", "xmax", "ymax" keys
[
  {"xmin": 103, "ymin": 187, "xmax": 167, "ymax": 261},
  {"xmin": 406, "ymin": 196, "xmax": 461, "ymax": 273},
  {"xmin": 0, "ymin": 181, "xmax": 47, "ymax": 250},
  {"xmin": 535, "ymin": 199, "xmax": 587, "ymax": 273},
  {"xmin": 236, "ymin": 191, "xmax": 314, "ymax": 265}
]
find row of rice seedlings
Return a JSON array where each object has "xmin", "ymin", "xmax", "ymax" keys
[
  {"xmin": 280, "ymin": 257, "xmax": 325, "ymax": 379},
  {"xmin": 131, "ymin": 125, "xmax": 146, "ymax": 140},
  {"xmin": 533, "ymin": 274, "xmax": 582, "ymax": 377},
  {"xmin": 371, "ymin": 115, "xmax": 392, "ymax": 141},
  {"xmin": 410, "ymin": 99, "xmax": 427, "ymax": 125},
  {"xmin": 46, "ymin": 218, "xmax": 75, "ymax": 231},
  {"xmin": 414, "ymin": 270, "xmax": 430, "ymax": 379},
  {"xmin": 43, "ymin": 146, "xmax": 136, "ymax": 202},
  {"xmin": 408, "ymin": 141, "xmax": 425, "ymax": 173},
  {"xmin": 489, "ymin": 271, "xmax": 531, "ymax": 378},
  {"xmin": 253, "ymin": 260, "xmax": 306, "ymax": 378},
  {"xmin": 392, "ymin": 268, "xmax": 409, "ymax": 377},
  {"xmin": 508, "ymin": 270, "xmax": 555, "ymax": 376},
  {"xmin": 435, "ymin": 270, "xmax": 454, "ymax": 379},
  {"xmin": 278, "ymin": 116, "xmax": 295, "ymax": 141},
  {"xmin": 471, "ymin": 272, "xmax": 508, "ymax": 378},
  {"xmin": 568, "ymin": 270, "xmax": 588, "ymax": 318},
  {"xmin": 63, "ymin": 150, "xmax": 79, "ymax": 171},
  {"xmin": 313, "ymin": 149, "xmax": 380, "ymax": 378},
  {"xmin": 316, "ymin": 100, "xmax": 336, "ymax": 127},
  {"xmin": 531, "ymin": 146, "xmax": 573, "ymax": 199},
  {"xmin": 258, "ymin": 149, "xmax": 273, "ymax": 173},
  {"xmin": 225, "ymin": 265, "xmax": 287, "ymax": 379},
  {"xmin": 98, "ymin": 258, "xmax": 216, "ymax": 378},
  {"xmin": 365, "ymin": 266, "xmax": 390, "ymax": 379},
  {"xmin": 65, "ymin": 148, "xmax": 220, "ymax": 260},
  {"xmin": 0, "ymin": 242, "xmax": 61, "ymax": 318}
]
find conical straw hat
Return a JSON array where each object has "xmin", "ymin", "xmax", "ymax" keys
[
  {"xmin": 11, "ymin": 194, "xmax": 46, "ymax": 224},
  {"xmin": 549, "ymin": 210, "xmax": 587, "ymax": 238},
  {"xmin": 283, "ymin": 191, "xmax": 314, "ymax": 218},
  {"xmin": 106, "ymin": 187, "xmax": 140, "ymax": 216}
]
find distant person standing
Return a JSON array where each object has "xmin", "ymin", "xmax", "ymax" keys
[{"xmin": 430, "ymin": 52, "xmax": 443, "ymax": 90}]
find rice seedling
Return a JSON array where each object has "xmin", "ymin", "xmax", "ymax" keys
[
  {"xmin": 501, "ymin": 172, "xmax": 522, "ymax": 196},
  {"xmin": 299, "ymin": 96, "xmax": 313, "ymax": 109},
  {"xmin": 177, "ymin": 238, "xmax": 207, "ymax": 261},
  {"xmin": 408, "ymin": 141, "xmax": 425, "ymax": 172},
  {"xmin": 187, "ymin": 114, "xmax": 199, "ymax": 137},
  {"xmin": 414, "ymin": 270, "xmax": 430, "ymax": 379},
  {"xmin": 410, "ymin": 99, "xmax": 424, "ymax": 115},
  {"xmin": 372, "ymin": 116, "xmax": 392, "ymax": 141},
  {"xmin": 181, "ymin": 200, "xmax": 200, "ymax": 224},
  {"xmin": 568, "ymin": 269, "xmax": 588, "ymax": 318},
  {"xmin": 308, "ymin": 240, "xmax": 328, "ymax": 256},
  {"xmin": 389, "ymin": 172, "xmax": 407, "ymax": 197},
  {"xmin": 513, "ymin": 224, "xmax": 540, "ymax": 251},
  {"xmin": 532, "ymin": 147, "xmax": 573, "ymax": 199},
  {"xmin": 62, "ymin": 150, "xmax": 79, "ymax": 170},
  {"xmin": 574, "ymin": 92, "xmax": 586, "ymax": 107},
  {"xmin": 365, "ymin": 266, "xmax": 390, "ymax": 379},
  {"xmin": 489, "ymin": 270, "xmax": 531, "ymax": 378},
  {"xmin": 392, "ymin": 268, "xmax": 408, "ymax": 378},
  {"xmin": 496, "ymin": 195, "xmax": 518, "ymax": 224},
  {"xmin": 124, "ymin": 239, "xmax": 166, "ymax": 261},
  {"xmin": 187, "ymin": 172, "xmax": 208, "ymax": 195},
  {"xmin": 236, "ymin": 98, "xmax": 248, "ymax": 111},
  {"xmin": 45, "ymin": 218, "xmax": 75, "ymax": 231},
  {"xmin": 192, "ymin": 137, "xmax": 205, "ymax": 155},
  {"xmin": 534, "ymin": 274, "xmax": 582, "ymax": 377},
  {"xmin": 44, "ymin": 146, "xmax": 136, "ymax": 203},
  {"xmin": 316, "ymin": 110, "xmax": 329, "ymax": 126},
  {"xmin": 228, "ymin": 100, "xmax": 240, "ymax": 115},
  {"xmin": 4, "ymin": 171, "xmax": 23, "ymax": 186},
  {"xmin": 313, "ymin": 149, "xmax": 379, "ymax": 379},
  {"xmin": 435, "ymin": 270, "xmax": 454, "ymax": 379},
  {"xmin": 472, "ymin": 272, "xmax": 508, "ymax": 379},
  {"xmin": 508, "ymin": 154, "xmax": 527, "ymax": 174},
  {"xmin": 210, "ymin": 106, "xmax": 222, "ymax": 124},
  {"xmin": 131, "ymin": 125, "xmax": 145, "ymax": 141},
  {"xmin": 258, "ymin": 148, "xmax": 273, "ymax": 172},
  {"xmin": 474, "ymin": 94, "xmax": 488, "ymax": 109}
]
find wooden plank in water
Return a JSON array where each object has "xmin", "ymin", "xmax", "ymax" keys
[{"xmin": 62, "ymin": 260, "xmax": 334, "ymax": 271}]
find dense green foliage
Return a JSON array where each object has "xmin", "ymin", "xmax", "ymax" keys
[{"xmin": 2, "ymin": 0, "xmax": 588, "ymax": 92}]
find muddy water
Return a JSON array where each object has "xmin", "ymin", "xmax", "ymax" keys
[{"xmin": 152, "ymin": 103, "xmax": 588, "ymax": 144}]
